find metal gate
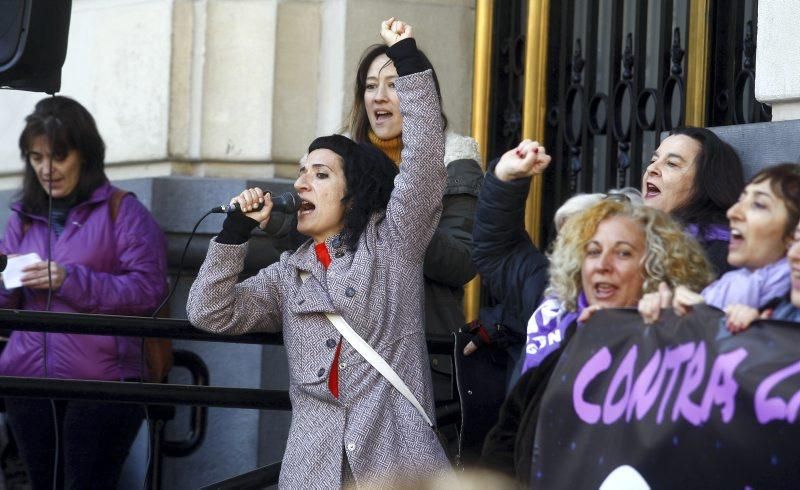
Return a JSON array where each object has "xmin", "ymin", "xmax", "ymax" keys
[{"xmin": 465, "ymin": 0, "xmax": 768, "ymax": 320}]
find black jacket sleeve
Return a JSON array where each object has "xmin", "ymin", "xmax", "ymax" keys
[
  {"xmin": 423, "ymin": 159, "xmax": 483, "ymax": 287},
  {"xmin": 472, "ymin": 162, "xmax": 549, "ymax": 330}
]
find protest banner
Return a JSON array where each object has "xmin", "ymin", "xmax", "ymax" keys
[{"xmin": 533, "ymin": 305, "xmax": 800, "ymax": 489}]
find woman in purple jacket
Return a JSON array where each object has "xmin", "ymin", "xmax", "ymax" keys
[{"xmin": 0, "ymin": 96, "xmax": 168, "ymax": 489}]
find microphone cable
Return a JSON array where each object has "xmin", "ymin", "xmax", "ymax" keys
[
  {"xmin": 34, "ymin": 122, "xmax": 273, "ymax": 489},
  {"xmin": 139, "ymin": 192, "xmax": 282, "ymax": 487},
  {"xmin": 150, "ymin": 210, "xmax": 214, "ymax": 320},
  {"xmin": 140, "ymin": 208, "xmax": 213, "ymax": 489},
  {"xmin": 42, "ymin": 112, "xmax": 59, "ymax": 490}
]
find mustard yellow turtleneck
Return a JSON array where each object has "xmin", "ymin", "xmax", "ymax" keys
[{"xmin": 367, "ymin": 128, "xmax": 403, "ymax": 165}]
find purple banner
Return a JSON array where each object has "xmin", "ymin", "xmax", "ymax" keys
[{"xmin": 532, "ymin": 305, "xmax": 800, "ymax": 489}]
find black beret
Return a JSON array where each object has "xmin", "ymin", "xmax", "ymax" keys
[{"xmin": 308, "ymin": 134, "xmax": 360, "ymax": 160}]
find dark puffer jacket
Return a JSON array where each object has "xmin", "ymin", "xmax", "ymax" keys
[
  {"xmin": 422, "ymin": 132, "xmax": 483, "ymax": 335},
  {"xmin": 472, "ymin": 164, "xmax": 550, "ymax": 376},
  {"xmin": 479, "ymin": 322, "xmax": 577, "ymax": 485}
]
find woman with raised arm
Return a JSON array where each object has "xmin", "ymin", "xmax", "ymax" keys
[
  {"xmin": 474, "ymin": 127, "xmax": 741, "ymax": 362},
  {"xmin": 187, "ymin": 19, "xmax": 450, "ymax": 487},
  {"xmin": 345, "ymin": 41, "xmax": 482, "ymax": 336},
  {"xmin": 469, "ymin": 133, "xmax": 640, "ymax": 376},
  {"xmin": 468, "ymin": 141, "xmax": 552, "ymax": 380}
]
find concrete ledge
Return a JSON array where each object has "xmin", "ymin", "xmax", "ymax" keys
[{"xmin": 708, "ymin": 120, "xmax": 800, "ymax": 180}]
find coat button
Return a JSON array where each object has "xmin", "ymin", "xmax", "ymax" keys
[
  {"xmin": 326, "ymin": 338, "xmax": 336, "ymax": 348},
  {"xmin": 317, "ymin": 367, "xmax": 325, "ymax": 377},
  {"xmin": 346, "ymin": 443, "xmax": 356, "ymax": 451},
  {"xmin": 334, "ymin": 251, "xmax": 344, "ymax": 258},
  {"xmin": 345, "ymin": 287, "xmax": 356, "ymax": 298},
  {"xmin": 339, "ymin": 362, "xmax": 347, "ymax": 369}
]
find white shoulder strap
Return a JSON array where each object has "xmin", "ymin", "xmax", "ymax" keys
[{"xmin": 300, "ymin": 271, "xmax": 433, "ymax": 427}]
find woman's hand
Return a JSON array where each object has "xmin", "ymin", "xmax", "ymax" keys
[
  {"xmin": 578, "ymin": 304, "xmax": 604, "ymax": 323},
  {"xmin": 463, "ymin": 341, "xmax": 478, "ymax": 356},
  {"xmin": 724, "ymin": 304, "xmax": 760, "ymax": 334},
  {"xmin": 638, "ymin": 281, "xmax": 673, "ymax": 324},
  {"xmin": 230, "ymin": 187, "xmax": 274, "ymax": 229},
  {"xmin": 672, "ymin": 285, "xmax": 705, "ymax": 316},
  {"xmin": 380, "ymin": 17, "xmax": 413, "ymax": 47},
  {"xmin": 21, "ymin": 260, "xmax": 67, "ymax": 290},
  {"xmin": 495, "ymin": 139, "xmax": 552, "ymax": 182},
  {"xmin": 461, "ymin": 322, "xmax": 512, "ymax": 356}
]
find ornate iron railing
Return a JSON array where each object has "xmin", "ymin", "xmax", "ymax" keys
[
  {"xmin": 708, "ymin": 2, "xmax": 771, "ymax": 126},
  {"xmin": 486, "ymin": 0, "xmax": 768, "ymax": 243},
  {"xmin": 0, "ymin": 309, "xmax": 456, "ymax": 488}
]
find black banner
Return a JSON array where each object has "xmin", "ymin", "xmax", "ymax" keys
[{"xmin": 533, "ymin": 305, "xmax": 800, "ymax": 489}]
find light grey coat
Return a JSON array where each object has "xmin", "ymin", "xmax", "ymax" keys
[{"xmin": 187, "ymin": 70, "xmax": 450, "ymax": 489}]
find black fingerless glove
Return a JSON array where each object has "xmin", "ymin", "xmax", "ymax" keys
[
  {"xmin": 216, "ymin": 213, "xmax": 260, "ymax": 245},
  {"xmin": 386, "ymin": 38, "xmax": 430, "ymax": 76}
]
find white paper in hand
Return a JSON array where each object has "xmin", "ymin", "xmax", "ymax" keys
[{"xmin": 2, "ymin": 253, "xmax": 42, "ymax": 289}]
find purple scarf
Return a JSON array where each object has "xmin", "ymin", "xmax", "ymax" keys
[
  {"xmin": 685, "ymin": 223, "xmax": 731, "ymax": 243},
  {"xmin": 521, "ymin": 293, "xmax": 588, "ymax": 375},
  {"xmin": 702, "ymin": 257, "xmax": 791, "ymax": 310}
]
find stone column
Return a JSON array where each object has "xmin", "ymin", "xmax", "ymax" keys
[
  {"xmin": 755, "ymin": 0, "xmax": 800, "ymax": 121},
  {"xmin": 0, "ymin": 0, "xmax": 475, "ymax": 184}
]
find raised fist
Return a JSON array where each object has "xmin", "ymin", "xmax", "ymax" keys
[
  {"xmin": 380, "ymin": 17, "xmax": 414, "ymax": 47},
  {"xmin": 494, "ymin": 139, "xmax": 552, "ymax": 182}
]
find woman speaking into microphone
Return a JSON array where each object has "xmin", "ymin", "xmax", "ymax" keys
[{"xmin": 187, "ymin": 18, "xmax": 451, "ymax": 487}]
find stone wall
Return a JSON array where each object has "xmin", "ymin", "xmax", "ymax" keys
[
  {"xmin": 0, "ymin": 0, "xmax": 476, "ymax": 183},
  {"xmin": 756, "ymin": 0, "xmax": 800, "ymax": 120},
  {"xmin": 0, "ymin": 1, "xmax": 476, "ymax": 486}
]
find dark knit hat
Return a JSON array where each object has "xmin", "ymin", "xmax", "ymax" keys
[
  {"xmin": 308, "ymin": 134, "xmax": 360, "ymax": 160},
  {"xmin": 308, "ymin": 134, "xmax": 396, "ymax": 175}
]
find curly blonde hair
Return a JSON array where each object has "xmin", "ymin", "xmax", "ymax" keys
[{"xmin": 546, "ymin": 199, "xmax": 715, "ymax": 311}]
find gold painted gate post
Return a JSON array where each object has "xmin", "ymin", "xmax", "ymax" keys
[
  {"xmin": 464, "ymin": 0, "xmax": 494, "ymax": 323},
  {"xmin": 686, "ymin": 0, "xmax": 711, "ymax": 127},
  {"xmin": 522, "ymin": 0, "xmax": 551, "ymax": 246}
]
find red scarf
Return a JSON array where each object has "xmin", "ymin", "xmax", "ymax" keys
[{"xmin": 315, "ymin": 242, "xmax": 341, "ymax": 399}]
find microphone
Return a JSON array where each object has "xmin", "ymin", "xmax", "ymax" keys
[{"xmin": 212, "ymin": 191, "xmax": 300, "ymax": 214}]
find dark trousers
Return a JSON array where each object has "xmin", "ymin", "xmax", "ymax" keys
[{"xmin": 5, "ymin": 398, "xmax": 144, "ymax": 490}]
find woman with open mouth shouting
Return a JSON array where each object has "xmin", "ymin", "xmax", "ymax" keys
[
  {"xmin": 187, "ymin": 18, "xmax": 451, "ymax": 488},
  {"xmin": 344, "ymin": 36, "xmax": 483, "ymax": 338},
  {"xmin": 639, "ymin": 163, "xmax": 800, "ymax": 329},
  {"xmin": 642, "ymin": 127, "xmax": 745, "ymax": 275},
  {"xmin": 724, "ymin": 217, "xmax": 800, "ymax": 332},
  {"xmin": 480, "ymin": 192, "xmax": 714, "ymax": 484}
]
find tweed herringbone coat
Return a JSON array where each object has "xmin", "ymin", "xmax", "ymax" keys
[{"xmin": 187, "ymin": 69, "xmax": 450, "ymax": 488}]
